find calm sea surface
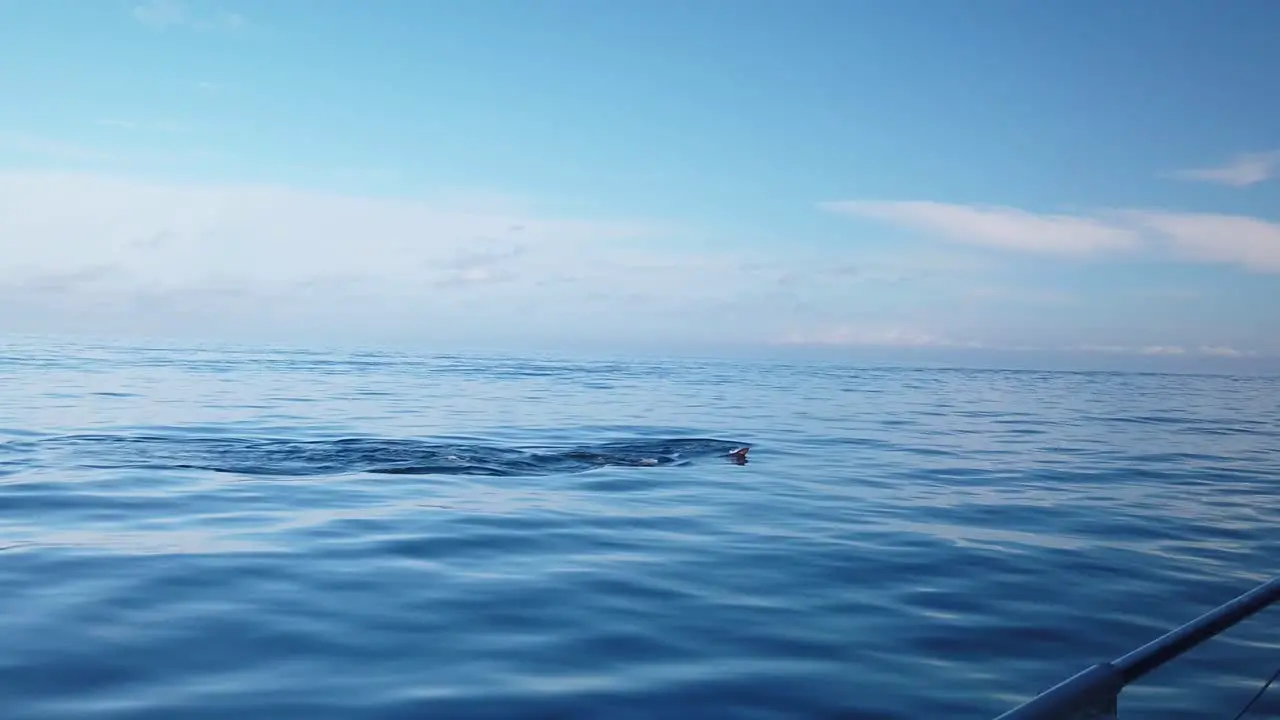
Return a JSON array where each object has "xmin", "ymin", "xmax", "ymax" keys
[{"xmin": 1, "ymin": 340, "xmax": 1278, "ymax": 719}]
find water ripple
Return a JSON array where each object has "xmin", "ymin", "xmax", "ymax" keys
[{"xmin": 0, "ymin": 340, "xmax": 1277, "ymax": 719}]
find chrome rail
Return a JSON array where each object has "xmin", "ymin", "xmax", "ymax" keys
[{"xmin": 993, "ymin": 576, "xmax": 1280, "ymax": 720}]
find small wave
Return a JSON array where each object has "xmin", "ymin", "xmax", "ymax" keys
[{"xmin": 1, "ymin": 434, "xmax": 751, "ymax": 478}]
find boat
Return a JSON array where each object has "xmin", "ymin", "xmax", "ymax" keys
[{"xmin": 992, "ymin": 576, "xmax": 1280, "ymax": 719}]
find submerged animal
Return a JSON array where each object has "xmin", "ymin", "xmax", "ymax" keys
[
  {"xmin": 566, "ymin": 441, "xmax": 751, "ymax": 469},
  {"xmin": 17, "ymin": 434, "xmax": 751, "ymax": 477}
]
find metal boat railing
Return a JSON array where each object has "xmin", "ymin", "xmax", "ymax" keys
[{"xmin": 992, "ymin": 576, "xmax": 1280, "ymax": 720}]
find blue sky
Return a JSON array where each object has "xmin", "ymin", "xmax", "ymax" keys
[{"xmin": 1, "ymin": 0, "xmax": 1277, "ymax": 369}]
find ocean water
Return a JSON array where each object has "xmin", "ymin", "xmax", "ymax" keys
[{"xmin": 1, "ymin": 340, "xmax": 1278, "ymax": 720}]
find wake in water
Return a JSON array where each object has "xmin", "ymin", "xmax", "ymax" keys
[{"xmin": 0, "ymin": 434, "xmax": 751, "ymax": 478}]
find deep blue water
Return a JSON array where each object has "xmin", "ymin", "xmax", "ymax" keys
[{"xmin": 1, "ymin": 340, "xmax": 1278, "ymax": 719}]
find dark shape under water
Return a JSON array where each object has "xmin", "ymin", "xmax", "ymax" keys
[{"xmin": 1, "ymin": 434, "xmax": 751, "ymax": 478}]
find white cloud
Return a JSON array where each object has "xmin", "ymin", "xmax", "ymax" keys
[
  {"xmin": 825, "ymin": 199, "xmax": 1280, "ymax": 274},
  {"xmin": 821, "ymin": 200, "xmax": 1140, "ymax": 257},
  {"xmin": 0, "ymin": 170, "xmax": 1270, "ymax": 355},
  {"xmin": 774, "ymin": 326, "xmax": 978, "ymax": 349},
  {"xmin": 1123, "ymin": 211, "xmax": 1280, "ymax": 274},
  {"xmin": 1172, "ymin": 151, "xmax": 1280, "ymax": 187},
  {"xmin": 0, "ymin": 170, "xmax": 1028, "ymax": 351},
  {"xmin": 1069, "ymin": 344, "xmax": 1255, "ymax": 358},
  {"xmin": 0, "ymin": 172, "xmax": 646, "ymax": 287},
  {"xmin": 775, "ymin": 336, "xmax": 1259, "ymax": 358},
  {"xmin": 1070, "ymin": 344, "xmax": 1128, "ymax": 354},
  {"xmin": 0, "ymin": 171, "xmax": 819, "ymax": 347},
  {"xmin": 1199, "ymin": 345, "xmax": 1252, "ymax": 357},
  {"xmin": 1139, "ymin": 345, "xmax": 1186, "ymax": 356}
]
